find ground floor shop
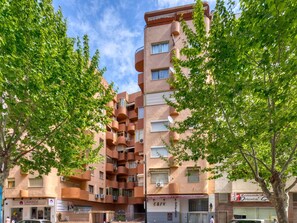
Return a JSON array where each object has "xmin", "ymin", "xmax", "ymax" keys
[
  {"xmin": 146, "ymin": 194, "xmax": 213, "ymax": 223},
  {"xmin": 3, "ymin": 198, "xmax": 55, "ymax": 222}
]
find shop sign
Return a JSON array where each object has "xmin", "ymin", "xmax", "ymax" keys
[
  {"xmin": 48, "ymin": 199, "xmax": 55, "ymax": 206},
  {"xmin": 13, "ymin": 199, "xmax": 48, "ymax": 206},
  {"xmin": 231, "ymin": 193, "xmax": 269, "ymax": 202}
]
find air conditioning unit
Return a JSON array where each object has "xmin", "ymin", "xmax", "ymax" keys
[
  {"xmin": 139, "ymin": 138, "xmax": 144, "ymax": 144},
  {"xmin": 156, "ymin": 182, "xmax": 164, "ymax": 188},
  {"xmin": 95, "ymin": 194, "xmax": 100, "ymax": 199},
  {"xmin": 100, "ymin": 194, "xmax": 105, "ymax": 199}
]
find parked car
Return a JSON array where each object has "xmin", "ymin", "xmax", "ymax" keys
[
  {"xmin": 230, "ymin": 220, "xmax": 266, "ymax": 223},
  {"xmin": 17, "ymin": 219, "xmax": 51, "ymax": 223}
]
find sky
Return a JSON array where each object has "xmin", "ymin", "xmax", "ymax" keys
[{"xmin": 52, "ymin": 0, "xmax": 219, "ymax": 94}]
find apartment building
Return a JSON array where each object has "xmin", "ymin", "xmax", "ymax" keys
[
  {"xmin": 135, "ymin": 3, "xmax": 297, "ymax": 223},
  {"xmin": 134, "ymin": 3, "xmax": 214, "ymax": 223},
  {"xmin": 3, "ymin": 91, "xmax": 145, "ymax": 223}
]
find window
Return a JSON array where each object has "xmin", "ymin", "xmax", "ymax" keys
[
  {"xmin": 152, "ymin": 69, "xmax": 169, "ymax": 80},
  {"xmin": 29, "ymin": 178, "xmax": 43, "ymax": 187},
  {"xmin": 150, "ymin": 171, "xmax": 169, "ymax": 184},
  {"xmin": 152, "ymin": 42, "xmax": 169, "ymax": 54},
  {"xmin": 99, "ymin": 171, "xmax": 104, "ymax": 180},
  {"xmin": 128, "ymin": 161, "xmax": 137, "ymax": 169},
  {"xmin": 187, "ymin": 169, "xmax": 200, "ymax": 183},
  {"xmin": 151, "ymin": 121, "xmax": 169, "ymax": 132},
  {"xmin": 117, "ymin": 98, "xmax": 126, "ymax": 108},
  {"xmin": 189, "ymin": 198, "xmax": 209, "ymax": 211},
  {"xmin": 88, "ymin": 185, "xmax": 94, "ymax": 194},
  {"xmin": 99, "ymin": 188, "xmax": 104, "ymax": 195},
  {"xmin": 151, "ymin": 146, "xmax": 168, "ymax": 158},
  {"xmin": 7, "ymin": 178, "xmax": 15, "ymax": 188},
  {"xmin": 138, "ymin": 107, "xmax": 144, "ymax": 119},
  {"xmin": 135, "ymin": 129, "xmax": 144, "ymax": 142}
]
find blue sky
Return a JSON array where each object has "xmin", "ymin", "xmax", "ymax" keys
[{"xmin": 52, "ymin": 0, "xmax": 219, "ymax": 94}]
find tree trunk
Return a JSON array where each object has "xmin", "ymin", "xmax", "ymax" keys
[{"xmin": 269, "ymin": 172, "xmax": 289, "ymax": 223}]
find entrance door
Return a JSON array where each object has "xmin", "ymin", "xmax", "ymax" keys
[
  {"xmin": 11, "ymin": 208, "xmax": 23, "ymax": 222},
  {"xmin": 218, "ymin": 212, "xmax": 227, "ymax": 223}
]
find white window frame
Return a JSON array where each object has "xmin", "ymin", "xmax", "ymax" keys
[
  {"xmin": 152, "ymin": 69, "xmax": 169, "ymax": 80},
  {"xmin": 151, "ymin": 120, "xmax": 169, "ymax": 132},
  {"xmin": 150, "ymin": 171, "xmax": 169, "ymax": 184},
  {"xmin": 151, "ymin": 42, "xmax": 169, "ymax": 54},
  {"xmin": 151, "ymin": 146, "xmax": 169, "ymax": 158},
  {"xmin": 29, "ymin": 178, "xmax": 43, "ymax": 187}
]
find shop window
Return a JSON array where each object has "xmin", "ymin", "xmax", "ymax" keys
[
  {"xmin": 7, "ymin": 178, "xmax": 15, "ymax": 188},
  {"xmin": 29, "ymin": 178, "xmax": 43, "ymax": 187},
  {"xmin": 189, "ymin": 198, "xmax": 209, "ymax": 211},
  {"xmin": 152, "ymin": 69, "xmax": 169, "ymax": 80},
  {"xmin": 152, "ymin": 42, "xmax": 169, "ymax": 54},
  {"xmin": 151, "ymin": 146, "xmax": 168, "ymax": 158}
]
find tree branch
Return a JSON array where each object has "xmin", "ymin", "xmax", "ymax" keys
[{"xmin": 281, "ymin": 142, "xmax": 297, "ymax": 175}]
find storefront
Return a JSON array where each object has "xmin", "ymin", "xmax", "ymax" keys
[
  {"xmin": 3, "ymin": 198, "xmax": 56, "ymax": 222},
  {"xmin": 147, "ymin": 195, "xmax": 211, "ymax": 223}
]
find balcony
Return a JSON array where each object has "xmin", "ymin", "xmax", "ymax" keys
[
  {"xmin": 128, "ymin": 168, "xmax": 137, "ymax": 175},
  {"xmin": 106, "ymin": 132, "xmax": 115, "ymax": 146},
  {"xmin": 170, "ymin": 131, "xmax": 180, "ymax": 142},
  {"xmin": 169, "ymin": 183, "xmax": 179, "ymax": 194},
  {"xmin": 128, "ymin": 197, "xmax": 144, "ymax": 205},
  {"xmin": 127, "ymin": 152, "xmax": 135, "ymax": 161},
  {"xmin": 117, "ymin": 166, "xmax": 128, "ymax": 175},
  {"xmin": 105, "ymin": 195, "xmax": 113, "ymax": 203},
  {"xmin": 106, "ymin": 163, "xmax": 117, "ymax": 174},
  {"xmin": 127, "ymin": 138, "xmax": 135, "ymax": 147},
  {"xmin": 127, "ymin": 123, "xmax": 135, "ymax": 135},
  {"xmin": 137, "ymin": 163, "xmax": 144, "ymax": 174},
  {"xmin": 107, "ymin": 101, "xmax": 115, "ymax": 116},
  {"xmin": 168, "ymin": 156, "xmax": 178, "ymax": 168},
  {"xmin": 135, "ymin": 95, "xmax": 144, "ymax": 112},
  {"xmin": 106, "ymin": 179, "xmax": 118, "ymax": 188},
  {"xmin": 126, "ymin": 182, "xmax": 135, "ymax": 189},
  {"xmin": 118, "ymin": 152, "xmax": 126, "ymax": 162},
  {"xmin": 129, "ymin": 110, "xmax": 138, "ymax": 121},
  {"xmin": 118, "ymin": 182, "xmax": 126, "ymax": 189},
  {"xmin": 116, "ymin": 106, "xmax": 128, "ymax": 120},
  {"xmin": 111, "ymin": 120, "xmax": 119, "ymax": 131},
  {"xmin": 106, "ymin": 148, "xmax": 118, "ymax": 160},
  {"xmin": 171, "ymin": 21, "xmax": 180, "ymax": 36},
  {"xmin": 135, "ymin": 142, "xmax": 144, "ymax": 154},
  {"xmin": 135, "ymin": 47, "xmax": 144, "ymax": 72},
  {"xmin": 61, "ymin": 187, "xmax": 89, "ymax": 200},
  {"xmin": 169, "ymin": 106, "xmax": 179, "ymax": 116},
  {"xmin": 118, "ymin": 123, "xmax": 126, "ymax": 132},
  {"xmin": 117, "ymin": 196, "xmax": 128, "ymax": 204},
  {"xmin": 170, "ymin": 47, "xmax": 180, "ymax": 62},
  {"xmin": 134, "ymin": 186, "xmax": 144, "ymax": 198},
  {"xmin": 117, "ymin": 136, "xmax": 127, "ymax": 145},
  {"xmin": 138, "ymin": 73, "xmax": 144, "ymax": 92},
  {"xmin": 68, "ymin": 169, "xmax": 91, "ymax": 181}
]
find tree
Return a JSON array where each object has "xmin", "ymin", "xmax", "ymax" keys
[
  {"xmin": 0, "ymin": 0, "xmax": 114, "ymax": 188},
  {"xmin": 168, "ymin": 1, "xmax": 297, "ymax": 223}
]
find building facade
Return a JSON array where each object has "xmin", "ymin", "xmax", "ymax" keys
[{"xmin": 4, "ymin": 2, "xmax": 297, "ymax": 223}]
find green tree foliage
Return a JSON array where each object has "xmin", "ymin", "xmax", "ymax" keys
[
  {"xmin": 0, "ymin": 0, "xmax": 114, "ymax": 187},
  {"xmin": 169, "ymin": 0, "xmax": 297, "ymax": 222}
]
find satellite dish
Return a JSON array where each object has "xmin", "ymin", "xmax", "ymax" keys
[{"xmin": 168, "ymin": 116, "xmax": 174, "ymax": 124}]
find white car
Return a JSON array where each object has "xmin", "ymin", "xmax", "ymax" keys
[{"xmin": 230, "ymin": 220, "xmax": 266, "ymax": 223}]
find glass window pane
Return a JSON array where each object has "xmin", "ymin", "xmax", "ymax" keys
[
  {"xmin": 151, "ymin": 121, "xmax": 169, "ymax": 132},
  {"xmin": 152, "ymin": 71, "xmax": 159, "ymax": 80},
  {"xmin": 151, "ymin": 147, "xmax": 168, "ymax": 158}
]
